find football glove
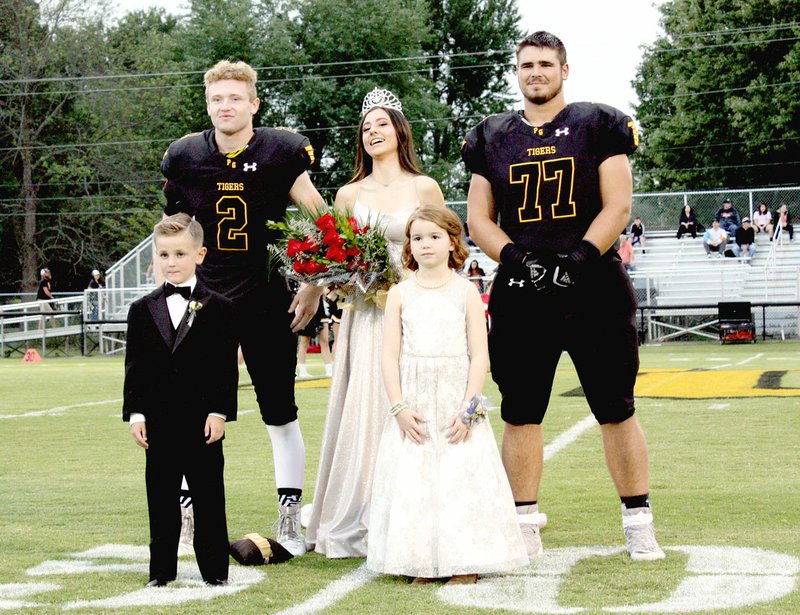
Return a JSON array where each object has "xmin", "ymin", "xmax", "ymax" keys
[
  {"xmin": 501, "ymin": 240, "xmax": 600, "ymax": 293},
  {"xmin": 500, "ymin": 242, "xmax": 558, "ymax": 293},
  {"xmin": 553, "ymin": 240, "xmax": 601, "ymax": 289}
]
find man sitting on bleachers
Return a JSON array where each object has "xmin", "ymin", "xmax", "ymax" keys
[
  {"xmin": 703, "ymin": 219, "xmax": 728, "ymax": 258},
  {"xmin": 732, "ymin": 218, "xmax": 757, "ymax": 264},
  {"xmin": 715, "ymin": 198, "xmax": 740, "ymax": 241}
]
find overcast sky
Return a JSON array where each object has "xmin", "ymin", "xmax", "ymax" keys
[{"xmin": 112, "ymin": 0, "xmax": 664, "ymax": 119}]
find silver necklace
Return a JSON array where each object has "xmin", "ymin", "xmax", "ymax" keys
[
  {"xmin": 371, "ymin": 173, "xmax": 403, "ymax": 188},
  {"xmin": 413, "ymin": 271, "xmax": 452, "ymax": 289}
]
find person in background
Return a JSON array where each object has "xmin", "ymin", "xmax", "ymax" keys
[
  {"xmin": 37, "ymin": 268, "xmax": 57, "ymax": 328},
  {"xmin": 320, "ymin": 291, "xmax": 341, "ymax": 359},
  {"xmin": 629, "ymin": 216, "xmax": 646, "ymax": 252},
  {"xmin": 752, "ymin": 202, "xmax": 773, "ymax": 236},
  {"xmin": 775, "ymin": 203, "xmax": 794, "ymax": 242},
  {"xmin": 703, "ymin": 219, "xmax": 728, "ymax": 257},
  {"xmin": 732, "ymin": 218, "xmax": 757, "ymax": 264},
  {"xmin": 87, "ymin": 269, "xmax": 104, "ymax": 321},
  {"xmin": 464, "ymin": 259, "xmax": 486, "ymax": 292},
  {"xmin": 715, "ymin": 198, "xmax": 740, "ymax": 240},
  {"xmin": 617, "ymin": 234, "xmax": 635, "ymax": 272},
  {"xmin": 296, "ymin": 293, "xmax": 332, "ymax": 378},
  {"xmin": 676, "ymin": 205, "xmax": 698, "ymax": 239}
]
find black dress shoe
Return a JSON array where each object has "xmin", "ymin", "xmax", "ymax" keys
[
  {"xmin": 146, "ymin": 579, "xmax": 170, "ymax": 587},
  {"xmin": 204, "ymin": 578, "xmax": 227, "ymax": 586}
]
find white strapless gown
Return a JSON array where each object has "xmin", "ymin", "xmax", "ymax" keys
[{"xmin": 305, "ymin": 202, "xmax": 414, "ymax": 558}]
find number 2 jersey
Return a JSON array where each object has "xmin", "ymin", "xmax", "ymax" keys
[
  {"xmin": 461, "ymin": 103, "xmax": 638, "ymax": 255},
  {"xmin": 161, "ymin": 127, "xmax": 315, "ymax": 301}
]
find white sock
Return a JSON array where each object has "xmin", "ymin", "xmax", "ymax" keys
[{"xmin": 265, "ymin": 420, "xmax": 305, "ymax": 490}]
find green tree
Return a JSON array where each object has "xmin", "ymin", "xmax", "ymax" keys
[
  {"xmin": 422, "ymin": 0, "xmax": 522, "ymax": 197},
  {"xmin": 286, "ymin": 0, "xmax": 435, "ymax": 198},
  {"xmin": 632, "ymin": 0, "xmax": 800, "ymax": 191},
  {"xmin": 0, "ymin": 1, "xmax": 186, "ymax": 292},
  {"xmin": 0, "ymin": 0, "xmax": 111, "ymax": 291}
]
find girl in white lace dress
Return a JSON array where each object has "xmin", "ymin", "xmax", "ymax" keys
[
  {"xmin": 305, "ymin": 89, "xmax": 445, "ymax": 557},
  {"xmin": 367, "ymin": 206, "xmax": 528, "ymax": 584}
]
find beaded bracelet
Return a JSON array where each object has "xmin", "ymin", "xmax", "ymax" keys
[{"xmin": 389, "ymin": 401, "xmax": 409, "ymax": 416}]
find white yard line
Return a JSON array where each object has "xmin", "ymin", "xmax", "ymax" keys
[
  {"xmin": 0, "ymin": 398, "xmax": 123, "ymax": 420},
  {"xmin": 705, "ymin": 353, "xmax": 764, "ymax": 371},
  {"xmin": 282, "ymin": 414, "xmax": 597, "ymax": 614},
  {"xmin": 543, "ymin": 414, "xmax": 597, "ymax": 461},
  {"xmin": 274, "ymin": 564, "xmax": 378, "ymax": 615}
]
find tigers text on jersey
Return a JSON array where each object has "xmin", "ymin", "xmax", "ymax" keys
[
  {"xmin": 161, "ymin": 127, "xmax": 314, "ymax": 300},
  {"xmin": 461, "ymin": 103, "xmax": 637, "ymax": 255}
]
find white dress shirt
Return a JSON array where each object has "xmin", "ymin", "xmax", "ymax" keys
[{"xmin": 129, "ymin": 276, "xmax": 226, "ymax": 425}]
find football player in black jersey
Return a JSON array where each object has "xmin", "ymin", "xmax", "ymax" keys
[
  {"xmin": 160, "ymin": 60, "xmax": 325, "ymax": 557},
  {"xmin": 462, "ymin": 32, "xmax": 664, "ymax": 561}
]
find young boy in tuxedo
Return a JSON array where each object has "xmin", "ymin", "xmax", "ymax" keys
[{"xmin": 123, "ymin": 213, "xmax": 238, "ymax": 587}]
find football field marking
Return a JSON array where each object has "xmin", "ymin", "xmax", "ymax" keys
[
  {"xmin": 279, "ymin": 414, "xmax": 597, "ymax": 615},
  {"xmin": 274, "ymin": 564, "xmax": 378, "ymax": 615},
  {"xmin": 0, "ymin": 398, "xmax": 122, "ymax": 419},
  {"xmin": 705, "ymin": 353, "xmax": 763, "ymax": 370},
  {"xmin": 437, "ymin": 545, "xmax": 799, "ymax": 613}
]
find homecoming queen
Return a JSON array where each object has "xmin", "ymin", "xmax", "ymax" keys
[{"xmin": 305, "ymin": 88, "xmax": 445, "ymax": 558}]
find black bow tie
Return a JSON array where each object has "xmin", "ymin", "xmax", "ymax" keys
[{"xmin": 164, "ymin": 283, "xmax": 191, "ymax": 300}]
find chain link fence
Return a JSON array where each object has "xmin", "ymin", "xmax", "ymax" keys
[{"xmin": 631, "ymin": 186, "xmax": 800, "ymax": 233}]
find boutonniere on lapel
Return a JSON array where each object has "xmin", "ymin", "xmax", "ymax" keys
[{"xmin": 187, "ymin": 300, "xmax": 204, "ymax": 327}]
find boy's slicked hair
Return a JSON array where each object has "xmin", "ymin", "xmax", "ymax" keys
[
  {"xmin": 154, "ymin": 213, "xmax": 204, "ymax": 248},
  {"xmin": 402, "ymin": 205, "xmax": 471, "ymax": 271},
  {"xmin": 515, "ymin": 30, "xmax": 567, "ymax": 65},
  {"xmin": 204, "ymin": 60, "xmax": 258, "ymax": 101}
]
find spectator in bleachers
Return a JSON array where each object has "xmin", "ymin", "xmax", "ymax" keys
[
  {"xmin": 715, "ymin": 198, "xmax": 740, "ymax": 241},
  {"xmin": 464, "ymin": 259, "xmax": 486, "ymax": 292},
  {"xmin": 629, "ymin": 216, "xmax": 646, "ymax": 252},
  {"xmin": 732, "ymin": 218, "xmax": 757, "ymax": 264},
  {"xmin": 774, "ymin": 204, "xmax": 794, "ymax": 242},
  {"xmin": 703, "ymin": 219, "xmax": 728, "ymax": 257},
  {"xmin": 87, "ymin": 269, "xmax": 104, "ymax": 321},
  {"xmin": 616, "ymin": 233, "xmax": 635, "ymax": 272},
  {"xmin": 676, "ymin": 205, "xmax": 698, "ymax": 239},
  {"xmin": 753, "ymin": 202, "xmax": 773, "ymax": 236}
]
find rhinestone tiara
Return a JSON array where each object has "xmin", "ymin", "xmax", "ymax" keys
[{"xmin": 361, "ymin": 87, "xmax": 403, "ymax": 116}]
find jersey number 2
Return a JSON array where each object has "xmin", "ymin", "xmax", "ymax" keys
[
  {"xmin": 509, "ymin": 158, "xmax": 576, "ymax": 222},
  {"xmin": 216, "ymin": 196, "xmax": 249, "ymax": 251}
]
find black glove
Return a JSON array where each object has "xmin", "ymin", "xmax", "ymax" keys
[
  {"xmin": 500, "ymin": 243, "xmax": 558, "ymax": 293},
  {"xmin": 553, "ymin": 240, "xmax": 601, "ymax": 289},
  {"xmin": 500, "ymin": 240, "xmax": 600, "ymax": 293}
]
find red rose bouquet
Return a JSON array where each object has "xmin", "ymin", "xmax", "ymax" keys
[{"xmin": 268, "ymin": 207, "xmax": 398, "ymax": 306}]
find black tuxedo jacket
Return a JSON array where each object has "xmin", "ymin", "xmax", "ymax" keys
[{"xmin": 122, "ymin": 280, "xmax": 238, "ymax": 427}]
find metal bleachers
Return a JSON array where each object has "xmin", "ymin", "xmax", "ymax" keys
[{"xmin": 629, "ymin": 229, "xmax": 799, "ymax": 340}]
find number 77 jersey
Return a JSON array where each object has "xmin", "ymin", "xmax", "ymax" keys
[
  {"xmin": 161, "ymin": 127, "xmax": 315, "ymax": 300},
  {"xmin": 461, "ymin": 103, "xmax": 638, "ymax": 255}
]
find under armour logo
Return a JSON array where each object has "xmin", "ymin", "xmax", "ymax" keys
[
  {"xmin": 508, "ymin": 278, "xmax": 525, "ymax": 287},
  {"xmin": 555, "ymin": 127, "xmax": 570, "ymax": 137},
  {"xmin": 553, "ymin": 266, "xmax": 572, "ymax": 287},
  {"xmin": 243, "ymin": 162, "xmax": 257, "ymax": 172},
  {"xmin": 526, "ymin": 262, "xmax": 547, "ymax": 284}
]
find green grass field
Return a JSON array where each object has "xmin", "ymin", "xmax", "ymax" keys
[{"xmin": 1, "ymin": 341, "xmax": 798, "ymax": 614}]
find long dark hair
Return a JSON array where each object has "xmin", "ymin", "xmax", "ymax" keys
[{"xmin": 349, "ymin": 107, "xmax": 423, "ymax": 184}]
